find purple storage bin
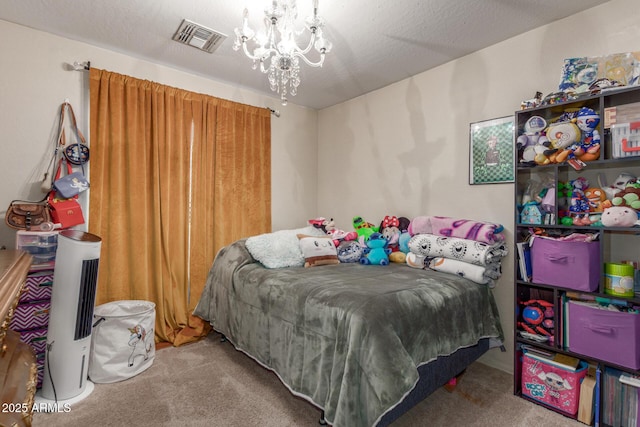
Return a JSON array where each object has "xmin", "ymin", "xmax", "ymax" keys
[
  {"xmin": 530, "ymin": 236, "xmax": 600, "ymax": 291},
  {"xmin": 568, "ymin": 301, "xmax": 640, "ymax": 370},
  {"xmin": 19, "ymin": 271, "xmax": 53, "ymax": 303},
  {"xmin": 18, "ymin": 327, "xmax": 48, "ymax": 355},
  {"xmin": 9, "ymin": 300, "xmax": 51, "ymax": 331}
]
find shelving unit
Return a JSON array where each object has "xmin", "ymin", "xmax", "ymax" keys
[{"xmin": 513, "ymin": 85, "xmax": 640, "ymax": 426}]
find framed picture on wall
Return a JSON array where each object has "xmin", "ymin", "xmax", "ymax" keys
[{"xmin": 469, "ymin": 116, "xmax": 515, "ymax": 185}]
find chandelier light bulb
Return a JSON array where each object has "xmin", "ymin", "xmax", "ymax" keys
[
  {"xmin": 234, "ymin": 0, "xmax": 331, "ymax": 105},
  {"xmin": 241, "ymin": 8, "xmax": 255, "ymax": 39}
]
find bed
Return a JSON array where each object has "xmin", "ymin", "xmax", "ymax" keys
[{"xmin": 193, "ymin": 237, "xmax": 504, "ymax": 427}]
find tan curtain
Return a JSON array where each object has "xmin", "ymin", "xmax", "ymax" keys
[{"xmin": 89, "ymin": 68, "xmax": 271, "ymax": 345}]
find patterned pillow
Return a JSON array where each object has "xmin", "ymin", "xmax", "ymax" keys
[
  {"xmin": 245, "ymin": 226, "xmax": 325, "ymax": 269},
  {"xmin": 297, "ymin": 234, "xmax": 340, "ymax": 267}
]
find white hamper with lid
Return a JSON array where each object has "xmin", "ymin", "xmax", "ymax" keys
[{"xmin": 89, "ymin": 300, "xmax": 156, "ymax": 383}]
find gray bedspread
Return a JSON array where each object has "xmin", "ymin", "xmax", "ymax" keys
[{"xmin": 193, "ymin": 239, "xmax": 504, "ymax": 427}]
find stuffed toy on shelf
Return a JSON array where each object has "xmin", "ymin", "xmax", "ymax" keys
[{"xmin": 601, "ymin": 206, "xmax": 640, "ymax": 227}]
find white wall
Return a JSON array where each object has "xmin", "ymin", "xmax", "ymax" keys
[
  {"xmin": 0, "ymin": 19, "xmax": 318, "ymax": 248},
  {"xmin": 317, "ymin": 0, "xmax": 640, "ymax": 373}
]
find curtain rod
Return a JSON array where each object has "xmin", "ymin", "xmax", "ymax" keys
[
  {"xmin": 267, "ymin": 107, "xmax": 280, "ymax": 118},
  {"xmin": 72, "ymin": 61, "xmax": 91, "ymax": 71},
  {"xmin": 72, "ymin": 60, "xmax": 279, "ymax": 118}
]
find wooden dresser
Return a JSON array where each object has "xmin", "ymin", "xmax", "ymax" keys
[{"xmin": 0, "ymin": 250, "xmax": 37, "ymax": 427}]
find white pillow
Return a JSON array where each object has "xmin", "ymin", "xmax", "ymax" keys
[{"xmin": 245, "ymin": 225, "xmax": 326, "ymax": 268}]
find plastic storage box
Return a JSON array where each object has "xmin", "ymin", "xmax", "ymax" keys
[
  {"xmin": 611, "ymin": 121, "xmax": 640, "ymax": 158},
  {"xmin": 521, "ymin": 351, "xmax": 588, "ymax": 416},
  {"xmin": 530, "ymin": 236, "xmax": 600, "ymax": 291},
  {"xmin": 15, "ymin": 230, "xmax": 58, "ymax": 267},
  {"xmin": 568, "ymin": 301, "xmax": 640, "ymax": 370}
]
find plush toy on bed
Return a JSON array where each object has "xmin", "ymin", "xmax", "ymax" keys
[
  {"xmin": 309, "ymin": 217, "xmax": 358, "ymax": 246},
  {"xmin": 336, "ymin": 240, "xmax": 365, "ymax": 263},
  {"xmin": 353, "ymin": 215, "xmax": 378, "ymax": 244},
  {"xmin": 297, "ymin": 234, "xmax": 340, "ymax": 267},
  {"xmin": 359, "ymin": 232, "xmax": 391, "ymax": 265},
  {"xmin": 378, "ymin": 215, "xmax": 411, "ymax": 263}
]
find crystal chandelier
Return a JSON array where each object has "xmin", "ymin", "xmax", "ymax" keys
[{"xmin": 233, "ymin": 0, "xmax": 332, "ymax": 105}]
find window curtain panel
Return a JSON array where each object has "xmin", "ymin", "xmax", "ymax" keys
[{"xmin": 89, "ymin": 68, "xmax": 271, "ymax": 345}]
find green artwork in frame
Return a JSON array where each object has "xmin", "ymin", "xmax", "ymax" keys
[{"xmin": 469, "ymin": 116, "xmax": 515, "ymax": 185}]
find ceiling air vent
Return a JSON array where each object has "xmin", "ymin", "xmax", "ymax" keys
[{"xmin": 172, "ymin": 19, "xmax": 227, "ymax": 53}]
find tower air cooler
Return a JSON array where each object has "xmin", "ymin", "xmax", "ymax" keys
[{"xmin": 39, "ymin": 230, "xmax": 102, "ymax": 403}]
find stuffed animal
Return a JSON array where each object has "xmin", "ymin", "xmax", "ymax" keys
[
  {"xmin": 399, "ymin": 232, "xmax": 411, "ymax": 254},
  {"xmin": 537, "ymin": 121, "xmax": 581, "ymax": 165},
  {"xmin": 585, "ymin": 187, "xmax": 606, "ymax": 212},
  {"xmin": 324, "ymin": 218, "xmax": 358, "ymax": 245},
  {"xmin": 572, "ymin": 107, "xmax": 601, "ymax": 161},
  {"xmin": 599, "ymin": 172, "xmax": 637, "ymax": 201},
  {"xmin": 352, "ymin": 216, "xmax": 378, "ymax": 244},
  {"xmin": 612, "ymin": 182, "xmax": 640, "ymax": 211},
  {"xmin": 378, "ymin": 215, "xmax": 410, "ymax": 258},
  {"xmin": 601, "ymin": 206, "xmax": 640, "ymax": 227},
  {"xmin": 379, "ymin": 215, "xmax": 401, "ymax": 247},
  {"xmin": 516, "ymin": 115, "xmax": 547, "ymax": 166},
  {"xmin": 568, "ymin": 177, "xmax": 592, "ymax": 225},
  {"xmin": 336, "ymin": 240, "xmax": 365, "ymax": 263},
  {"xmin": 359, "ymin": 232, "xmax": 390, "ymax": 265},
  {"xmin": 309, "ymin": 217, "xmax": 357, "ymax": 246}
]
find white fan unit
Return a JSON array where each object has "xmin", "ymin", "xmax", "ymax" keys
[{"xmin": 39, "ymin": 230, "xmax": 102, "ymax": 404}]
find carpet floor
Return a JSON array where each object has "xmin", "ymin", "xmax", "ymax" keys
[{"xmin": 33, "ymin": 332, "xmax": 585, "ymax": 427}]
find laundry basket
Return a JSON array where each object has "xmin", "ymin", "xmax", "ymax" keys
[{"xmin": 89, "ymin": 300, "xmax": 156, "ymax": 383}]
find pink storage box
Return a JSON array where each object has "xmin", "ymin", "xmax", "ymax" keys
[
  {"xmin": 9, "ymin": 300, "xmax": 51, "ymax": 331},
  {"xmin": 19, "ymin": 271, "xmax": 53, "ymax": 303},
  {"xmin": 568, "ymin": 301, "xmax": 640, "ymax": 370},
  {"xmin": 521, "ymin": 352, "xmax": 587, "ymax": 416},
  {"xmin": 530, "ymin": 236, "xmax": 600, "ymax": 291}
]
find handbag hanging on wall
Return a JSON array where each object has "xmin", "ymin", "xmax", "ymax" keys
[
  {"xmin": 53, "ymin": 158, "xmax": 89, "ymax": 199},
  {"xmin": 48, "ymin": 193, "xmax": 85, "ymax": 229},
  {"xmin": 48, "ymin": 158, "xmax": 86, "ymax": 229},
  {"xmin": 40, "ymin": 101, "xmax": 90, "ymax": 194},
  {"xmin": 61, "ymin": 101, "xmax": 90, "ymax": 165},
  {"xmin": 5, "ymin": 198, "xmax": 51, "ymax": 230}
]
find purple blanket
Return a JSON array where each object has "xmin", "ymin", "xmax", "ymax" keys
[{"xmin": 408, "ymin": 216, "xmax": 505, "ymax": 245}]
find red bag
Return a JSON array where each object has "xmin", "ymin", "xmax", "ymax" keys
[
  {"xmin": 48, "ymin": 196, "xmax": 84, "ymax": 229},
  {"xmin": 47, "ymin": 158, "xmax": 85, "ymax": 229}
]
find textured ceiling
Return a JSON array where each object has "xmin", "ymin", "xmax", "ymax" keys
[{"xmin": 0, "ymin": 0, "xmax": 609, "ymax": 110}]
